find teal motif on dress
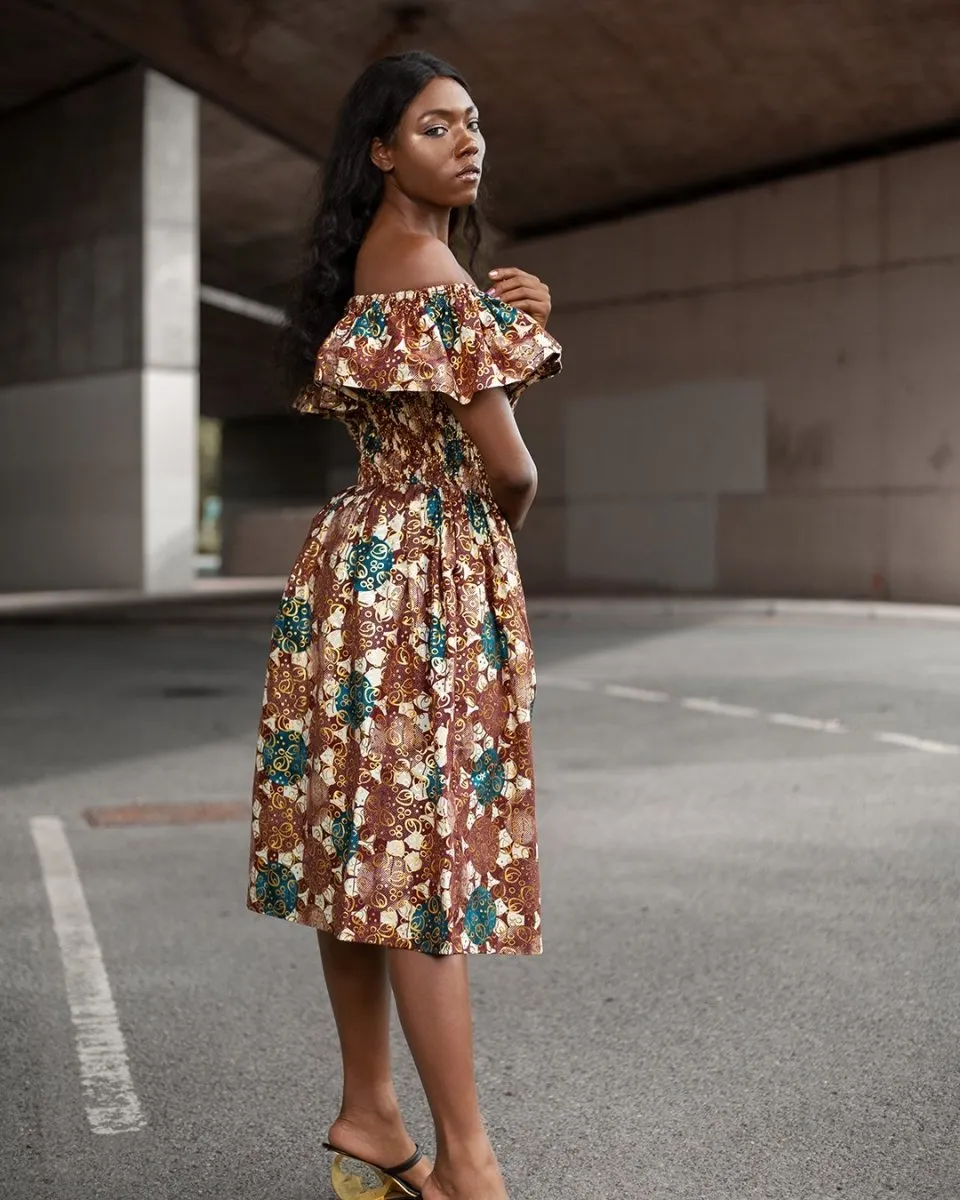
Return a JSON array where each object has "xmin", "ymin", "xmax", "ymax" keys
[
  {"xmin": 425, "ymin": 759, "xmax": 443, "ymax": 803},
  {"xmin": 426, "ymin": 487, "xmax": 444, "ymax": 528},
  {"xmin": 361, "ymin": 419, "xmax": 382, "ymax": 458},
  {"xmin": 479, "ymin": 292, "xmax": 519, "ymax": 331},
  {"xmin": 272, "ymin": 595, "xmax": 312, "ymax": 654},
  {"xmin": 471, "ymin": 748, "xmax": 505, "ymax": 806},
  {"xmin": 464, "ymin": 491, "xmax": 489, "ymax": 538},
  {"xmin": 427, "ymin": 615, "xmax": 447, "ymax": 660},
  {"xmin": 443, "ymin": 429, "xmax": 465, "ymax": 477},
  {"xmin": 336, "ymin": 670, "xmax": 376, "ymax": 729},
  {"xmin": 262, "ymin": 729, "xmax": 308, "ymax": 785},
  {"xmin": 255, "ymin": 860, "xmax": 298, "ymax": 918},
  {"xmin": 426, "ymin": 293, "xmax": 460, "ymax": 351},
  {"xmin": 464, "ymin": 885, "xmax": 497, "ymax": 946},
  {"xmin": 410, "ymin": 894, "xmax": 450, "ymax": 954},
  {"xmin": 347, "ymin": 536, "xmax": 394, "ymax": 591},
  {"xmin": 331, "ymin": 810, "xmax": 359, "ymax": 865},
  {"xmin": 350, "ymin": 300, "xmax": 387, "ymax": 341},
  {"xmin": 480, "ymin": 609, "xmax": 509, "ymax": 669}
]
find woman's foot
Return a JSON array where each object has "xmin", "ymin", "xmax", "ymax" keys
[
  {"xmin": 328, "ymin": 1108, "xmax": 432, "ymax": 1194},
  {"xmin": 420, "ymin": 1141, "xmax": 508, "ymax": 1200}
]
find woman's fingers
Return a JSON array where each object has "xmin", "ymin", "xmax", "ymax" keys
[
  {"xmin": 495, "ymin": 285, "xmax": 536, "ymax": 304},
  {"xmin": 488, "ymin": 267, "xmax": 525, "ymax": 283},
  {"xmin": 487, "ymin": 268, "xmax": 551, "ymax": 326},
  {"xmin": 492, "ymin": 279, "xmax": 544, "ymax": 301},
  {"xmin": 488, "ymin": 267, "xmax": 537, "ymax": 295}
]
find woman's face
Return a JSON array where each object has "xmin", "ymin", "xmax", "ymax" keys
[{"xmin": 372, "ymin": 75, "xmax": 484, "ymax": 207}]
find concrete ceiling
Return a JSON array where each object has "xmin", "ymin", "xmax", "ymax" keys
[
  {"xmin": 5, "ymin": 0, "xmax": 960, "ymax": 298},
  {"xmin": 34, "ymin": 0, "xmax": 960, "ymax": 228},
  {"xmin": 0, "ymin": 0, "xmax": 128, "ymax": 112},
  {"xmin": 0, "ymin": 1, "xmax": 317, "ymax": 300},
  {"xmin": 200, "ymin": 102, "xmax": 316, "ymax": 299}
]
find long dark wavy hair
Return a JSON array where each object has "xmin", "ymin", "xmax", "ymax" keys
[{"xmin": 281, "ymin": 50, "xmax": 485, "ymax": 395}]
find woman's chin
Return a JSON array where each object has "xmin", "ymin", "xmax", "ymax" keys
[{"xmin": 449, "ymin": 177, "xmax": 481, "ymax": 205}]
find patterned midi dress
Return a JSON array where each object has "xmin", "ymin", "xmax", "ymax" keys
[{"xmin": 246, "ymin": 281, "xmax": 562, "ymax": 955}]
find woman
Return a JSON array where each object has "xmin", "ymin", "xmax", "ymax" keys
[{"xmin": 247, "ymin": 49, "xmax": 561, "ymax": 1200}]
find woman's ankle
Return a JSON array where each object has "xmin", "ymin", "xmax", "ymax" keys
[
  {"xmin": 336, "ymin": 1085, "xmax": 402, "ymax": 1124},
  {"xmin": 433, "ymin": 1133, "xmax": 500, "ymax": 1176},
  {"xmin": 428, "ymin": 1150, "xmax": 506, "ymax": 1200}
]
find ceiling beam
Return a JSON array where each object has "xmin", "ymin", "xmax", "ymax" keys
[
  {"xmin": 514, "ymin": 115, "xmax": 960, "ymax": 241},
  {"xmin": 38, "ymin": 0, "xmax": 322, "ymax": 160}
]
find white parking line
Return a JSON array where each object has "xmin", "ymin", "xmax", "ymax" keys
[
  {"xmin": 681, "ymin": 697, "xmax": 759, "ymax": 718},
  {"xmin": 604, "ymin": 683, "xmax": 670, "ymax": 703},
  {"xmin": 539, "ymin": 675, "xmax": 595, "ymax": 691},
  {"xmin": 767, "ymin": 712, "xmax": 846, "ymax": 733},
  {"xmin": 875, "ymin": 732, "xmax": 960, "ymax": 755},
  {"xmin": 30, "ymin": 817, "xmax": 145, "ymax": 1135},
  {"xmin": 542, "ymin": 678, "xmax": 955, "ymax": 754}
]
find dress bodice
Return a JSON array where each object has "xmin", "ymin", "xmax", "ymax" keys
[
  {"xmin": 347, "ymin": 391, "xmax": 491, "ymax": 496},
  {"xmin": 294, "ymin": 281, "xmax": 562, "ymax": 498}
]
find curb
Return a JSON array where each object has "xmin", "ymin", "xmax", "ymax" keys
[
  {"xmin": 524, "ymin": 595, "xmax": 960, "ymax": 624},
  {"xmin": 0, "ymin": 577, "xmax": 287, "ymax": 619},
  {"xmin": 2, "ymin": 584, "xmax": 959, "ymax": 624}
]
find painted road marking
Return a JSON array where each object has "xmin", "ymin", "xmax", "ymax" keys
[
  {"xmin": 543, "ymin": 678, "xmax": 956, "ymax": 754},
  {"xmin": 30, "ymin": 817, "xmax": 145, "ymax": 1135},
  {"xmin": 604, "ymin": 683, "xmax": 670, "ymax": 703},
  {"xmin": 539, "ymin": 675, "xmax": 595, "ymax": 691},
  {"xmin": 767, "ymin": 712, "xmax": 846, "ymax": 733},
  {"xmin": 540, "ymin": 681, "xmax": 950, "ymax": 753},
  {"xmin": 681, "ymin": 697, "xmax": 760, "ymax": 718},
  {"xmin": 875, "ymin": 732, "xmax": 960, "ymax": 755}
]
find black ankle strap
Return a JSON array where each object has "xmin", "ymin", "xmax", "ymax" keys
[{"xmin": 384, "ymin": 1145, "xmax": 423, "ymax": 1175}]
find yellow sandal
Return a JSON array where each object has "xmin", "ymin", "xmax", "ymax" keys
[{"xmin": 323, "ymin": 1140, "xmax": 423, "ymax": 1200}]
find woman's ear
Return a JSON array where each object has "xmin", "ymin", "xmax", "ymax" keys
[{"xmin": 370, "ymin": 137, "xmax": 393, "ymax": 174}]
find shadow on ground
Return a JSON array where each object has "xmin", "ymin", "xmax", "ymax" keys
[{"xmin": 0, "ymin": 597, "xmax": 716, "ymax": 787}]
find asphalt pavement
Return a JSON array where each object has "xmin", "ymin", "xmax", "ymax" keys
[{"xmin": 1, "ymin": 603, "xmax": 958, "ymax": 1200}]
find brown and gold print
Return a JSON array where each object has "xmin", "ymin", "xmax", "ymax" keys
[{"xmin": 248, "ymin": 282, "xmax": 561, "ymax": 955}]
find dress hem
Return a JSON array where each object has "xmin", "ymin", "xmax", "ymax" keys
[{"xmin": 246, "ymin": 899, "xmax": 543, "ymax": 958}]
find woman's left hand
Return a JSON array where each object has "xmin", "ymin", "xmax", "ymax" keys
[{"xmin": 486, "ymin": 267, "xmax": 551, "ymax": 328}]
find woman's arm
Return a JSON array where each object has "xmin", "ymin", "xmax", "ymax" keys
[{"xmin": 440, "ymin": 387, "xmax": 538, "ymax": 532}]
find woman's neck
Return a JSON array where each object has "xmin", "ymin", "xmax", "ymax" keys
[{"xmin": 372, "ymin": 184, "xmax": 451, "ymax": 244}]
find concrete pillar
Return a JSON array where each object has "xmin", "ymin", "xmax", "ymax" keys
[{"xmin": 0, "ymin": 67, "xmax": 198, "ymax": 592}]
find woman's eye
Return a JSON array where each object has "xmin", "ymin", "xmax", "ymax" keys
[
  {"xmin": 467, "ymin": 119, "xmax": 481, "ymax": 132},
  {"xmin": 424, "ymin": 126, "xmax": 447, "ymax": 137}
]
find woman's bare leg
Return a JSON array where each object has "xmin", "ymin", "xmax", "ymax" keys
[
  {"xmin": 388, "ymin": 951, "xmax": 506, "ymax": 1200},
  {"xmin": 317, "ymin": 931, "xmax": 431, "ymax": 1192}
]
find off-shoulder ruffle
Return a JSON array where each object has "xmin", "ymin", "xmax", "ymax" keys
[{"xmin": 294, "ymin": 281, "xmax": 561, "ymax": 416}]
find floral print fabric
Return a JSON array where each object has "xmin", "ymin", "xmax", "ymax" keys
[{"xmin": 247, "ymin": 282, "xmax": 561, "ymax": 955}]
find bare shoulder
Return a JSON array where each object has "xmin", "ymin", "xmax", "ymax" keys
[{"xmin": 354, "ymin": 232, "xmax": 472, "ymax": 295}]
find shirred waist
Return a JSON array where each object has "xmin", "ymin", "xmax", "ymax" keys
[{"xmin": 355, "ymin": 464, "xmax": 494, "ymax": 499}]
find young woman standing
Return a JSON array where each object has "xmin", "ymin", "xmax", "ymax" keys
[{"xmin": 247, "ymin": 50, "xmax": 561, "ymax": 1200}]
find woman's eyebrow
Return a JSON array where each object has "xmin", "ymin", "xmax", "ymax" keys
[{"xmin": 418, "ymin": 105, "xmax": 478, "ymax": 121}]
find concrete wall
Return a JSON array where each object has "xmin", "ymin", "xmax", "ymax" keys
[
  {"xmin": 0, "ymin": 68, "xmax": 198, "ymax": 591},
  {"xmin": 0, "ymin": 70, "xmax": 143, "ymax": 385},
  {"xmin": 200, "ymin": 304, "xmax": 285, "ymax": 420},
  {"xmin": 218, "ymin": 411, "xmax": 355, "ymax": 575},
  {"xmin": 513, "ymin": 141, "xmax": 960, "ymax": 602},
  {"xmin": 201, "ymin": 302, "xmax": 362, "ymax": 576}
]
